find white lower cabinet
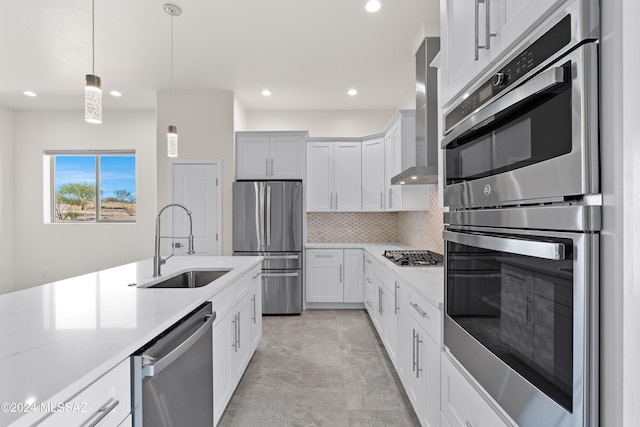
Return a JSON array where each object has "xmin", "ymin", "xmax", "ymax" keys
[
  {"xmin": 39, "ymin": 358, "xmax": 131, "ymax": 427},
  {"xmin": 402, "ymin": 282, "xmax": 441, "ymax": 427},
  {"xmin": 212, "ymin": 265, "xmax": 262, "ymax": 426},
  {"xmin": 306, "ymin": 248, "xmax": 363, "ymax": 304},
  {"xmin": 362, "ymin": 249, "xmax": 442, "ymax": 427},
  {"xmin": 441, "ymin": 353, "xmax": 512, "ymax": 427}
]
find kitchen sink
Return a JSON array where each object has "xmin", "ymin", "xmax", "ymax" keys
[{"xmin": 143, "ymin": 269, "xmax": 231, "ymax": 289}]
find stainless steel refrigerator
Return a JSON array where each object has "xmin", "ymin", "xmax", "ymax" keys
[{"xmin": 233, "ymin": 181, "xmax": 303, "ymax": 314}]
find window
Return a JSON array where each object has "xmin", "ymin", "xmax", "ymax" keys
[{"xmin": 46, "ymin": 150, "xmax": 136, "ymax": 223}]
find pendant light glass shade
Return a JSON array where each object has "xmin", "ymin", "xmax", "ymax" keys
[
  {"xmin": 85, "ymin": 0, "xmax": 102, "ymax": 124},
  {"xmin": 167, "ymin": 125, "xmax": 178, "ymax": 157},
  {"xmin": 85, "ymin": 74, "xmax": 102, "ymax": 124}
]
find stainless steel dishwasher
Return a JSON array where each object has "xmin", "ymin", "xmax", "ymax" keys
[{"xmin": 131, "ymin": 302, "xmax": 215, "ymax": 427}]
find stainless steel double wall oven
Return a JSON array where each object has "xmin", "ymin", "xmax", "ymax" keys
[{"xmin": 441, "ymin": 1, "xmax": 600, "ymax": 426}]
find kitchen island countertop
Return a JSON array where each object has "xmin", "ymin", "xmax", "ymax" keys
[{"xmin": 0, "ymin": 255, "xmax": 262, "ymax": 427}]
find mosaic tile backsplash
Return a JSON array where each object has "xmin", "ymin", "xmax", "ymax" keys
[
  {"xmin": 306, "ymin": 186, "xmax": 445, "ymax": 253},
  {"xmin": 307, "ymin": 212, "xmax": 397, "ymax": 242},
  {"xmin": 396, "ymin": 186, "xmax": 445, "ymax": 254}
]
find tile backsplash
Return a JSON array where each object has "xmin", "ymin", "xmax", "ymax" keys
[
  {"xmin": 307, "ymin": 186, "xmax": 445, "ymax": 253},
  {"xmin": 307, "ymin": 212, "xmax": 397, "ymax": 242},
  {"xmin": 396, "ymin": 186, "xmax": 445, "ymax": 254}
]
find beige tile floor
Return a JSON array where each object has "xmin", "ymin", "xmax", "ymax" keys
[{"xmin": 218, "ymin": 309, "xmax": 420, "ymax": 427}]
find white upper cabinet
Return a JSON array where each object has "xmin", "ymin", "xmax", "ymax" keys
[
  {"xmin": 362, "ymin": 137, "xmax": 386, "ymax": 211},
  {"xmin": 384, "ymin": 125, "xmax": 403, "ymax": 211},
  {"xmin": 441, "ymin": 0, "xmax": 492, "ymax": 108},
  {"xmin": 440, "ymin": 0, "xmax": 567, "ymax": 107},
  {"xmin": 306, "ymin": 141, "xmax": 362, "ymax": 212},
  {"xmin": 384, "ymin": 111, "xmax": 429, "ymax": 211},
  {"xmin": 236, "ymin": 132, "xmax": 306, "ymax": 180}
]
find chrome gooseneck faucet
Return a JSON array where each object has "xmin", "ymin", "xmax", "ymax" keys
[{"xmin": 153, "ymin": 203, "xmax": 195, "ymax": 277}]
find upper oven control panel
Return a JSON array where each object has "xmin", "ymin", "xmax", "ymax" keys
[{"xmin": 444, "ymin": 15, "xmax": 572, "ymax": 134}]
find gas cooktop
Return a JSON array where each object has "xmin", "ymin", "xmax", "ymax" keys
[{"xmin": 383, "ymin": 250, "xmax": 444, "ymax": 267}]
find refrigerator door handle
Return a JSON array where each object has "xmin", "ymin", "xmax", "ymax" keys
[
  {"xmin": 266, "ymin": 184, "xmax": 272, "ymax": 248},
  {"xmin": 258, "ymin": 183, "xmax": 266, "ymax": 249}
]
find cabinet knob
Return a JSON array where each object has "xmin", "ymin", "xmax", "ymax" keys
[{"xmin": 493, "ymin": 72, "xmax": 508, "ymax": 87}]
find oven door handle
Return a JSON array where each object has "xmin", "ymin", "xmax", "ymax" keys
[
  {"xmin": 443, "ymin": 230, "xmax": 566, "ymax": 260},
  {"xmin": 441, "ymin": 65, "xmax": 566, "ymax": 148}
]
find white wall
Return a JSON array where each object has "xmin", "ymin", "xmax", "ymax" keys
[
  {"xmin": 156, "ymin": 90, "xmax": 235, "ymax": 255},
  {"xmin": 0, "ymin": 107, "xmax": 14, "ymax": 294},
  {"xmin": 12, "ymin": 110, "xmax": 156, "ymax": 290},
  {"xmin": 233, "ymin": 97, "xmax": 248, "ymax": 132},
  {"xmin": 244, "ymin": 109, "xmax": 396, "ymax": 137},
  {"xmin": 600, "ymin": 0, "xmax": 640, "ymax": 423}
]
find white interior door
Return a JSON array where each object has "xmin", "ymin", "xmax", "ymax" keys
[{"xmin": 171, "ymin": 161, "xmax": 220, "ymax": 255}]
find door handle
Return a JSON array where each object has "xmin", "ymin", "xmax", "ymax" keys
[
  {"xmin": 261, "ymin": 271, "xmax": 300, "ymax": 278},
  {"xmin": 410, "ymin": 302, "xmax": 429, "ymax": 319},
  {"xmin": 266, "ymin": 184, "xmax": 271, "ymax": 248},
  {"xmin": 394, "ymin": 281, "xmax": 399, "ymax": 315},
  {"xmin": 232, "ymin": 315, "xmax": 238, "ymax": 352},
  {"xmin": 379, "ymin": 287, "xmax": 384, "ymax": 314},
  {"xmin": 416, "ymin": 332, "xmax": 423, "ymax": 379},
  {"xmin": 237, "ymin": 312, "xmax": 241, "ymax": 349},
  {"xmin": 474, "ymin": 0, "xmax": 481, "ymax": 60},
  {"xmin": 143, "ymin": 312, "xmax": 216, "ymax": 377},
  {"xmin": 85, "ymin": 399, "xmax": 120, "ymax": 427},
  {"xmin": 339, "ymin": 264, "xmax": 343, "ymax": 283},
  {"xmin": 484, "ymin": 0, "xmax": 497, "ymax": 49},
  {"xmin": 389, "ymin": 188, "xmax": 393, "ymax": 209},
  {"xmin": 330, "ymin": 192, "xmax": 334, "ymax": 210},
  {"xmin": 443, "ymin": 230, "xmax": 566, "ymax": 260},
  {"xmin": 380, "ymin": 191, "xmax": 384, "ymax": 209},
  {"xmin": 412, "ymin": 329, "xmax": 417, "ymax": 372},
  {"xmin": 252, "ymin": 294, "xmax": 257, "ymax": 323},
  {"xmin": 265, "ymin": 158, "xmax": 269, "ymax": 177},
  {"xmin": 270, "ymin": 158, "xmax": 274, "ymax": 177},
  {"xmin": 335, "ymin": 192, "xmax": 338, "ymax": 210}
]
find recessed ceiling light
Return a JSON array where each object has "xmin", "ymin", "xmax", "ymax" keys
[
  {"xmin": 366, "ymin": 0, "xmax": 381, "ymax": 13},
  {"xmin": 23, "ymin": 91, "xmax": 37, "ymax": 97},
  {"xmin": 411, "ymin": 176, "xmax": 418, "ymax": 180},
  {"xmin": 400, "ymin": 181, "xmax": 405, "ymax": 185},
  {"xmin": 462, "ymin": 92, "xmax": 470, "ymax": 100},
  {"xmin": 110, "ymin": 90, "xmax": 122, "ymax": 97},
  {"xmin": 261, "ymin": 89, "xmax": 272, "ymax": 97},
  {"xmin": 348, "ymin": 89, "xmax": 358, "ymax": 96}
]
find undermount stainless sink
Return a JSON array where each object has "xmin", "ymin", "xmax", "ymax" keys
[{"xmin": 143, "ymin": 269, "xmax": 231, "ymax": 289}]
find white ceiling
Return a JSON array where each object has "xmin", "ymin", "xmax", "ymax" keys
[{"xmin": 0, "ymin": 0, "xmax": 439, "ymax": 111}]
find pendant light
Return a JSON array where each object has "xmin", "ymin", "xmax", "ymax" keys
[
  {"xmin": 85, "ymin": 0, "xmax": 102, "ymax": 124},
  {"xmin": 165, "ymin": 3, "xmax": 181, "ymax": 158}
]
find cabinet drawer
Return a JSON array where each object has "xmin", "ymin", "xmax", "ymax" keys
[
  {"xmin": 406, "ymin": 283, "xmax": 441, "ymax": 346},
  {"xmin": 308, "ymin": 249, "xmax": 342, "ymax": 263},
  {"xmin": 39, "ymin": 358, "xmax": 131, "ymax": 427},
  {"xmin": 231, "ymin": 275, "xmax": 250, "ymax": 307},
  {"xmin": 211, "ymin": 285, "xmax": 233, "ymax": 321},
  {"xmin": 441, "ymin": 353, "xmax": 512, "ymax": 427}
]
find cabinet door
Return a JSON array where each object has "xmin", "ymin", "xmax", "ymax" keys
[
  {"xmin": 305, "ymin": 249, "xmax": 343, "ymax": 302},
  {"xmin": 490, "ymin": 0, "xmax": 565, "ymax": 61},
  {"xmin": 441, "ymin": 353, "xmax": 511, "ymax": 427},
  {"xmin": 424, "ymin": 336, "xmax": 441, "ymax": 427},
  {"xmin": 236, "ymin": 136, "xmax": 270, "ymax": 179},
  {"xmin": 334, "ymin": 142, "xmax": 362, "ymax": 211},
  {"xmin": 233, "ymin": 299, "xmax": 252, "ymax": 380},
  {"xmin": 404, "ymin": 314, "xmax": 426, "ymax": 422},
  {"xmin": 307, "ymin": 142, "xmax": 334, "ymax": 211},
  {"xmin": 362, "ymin": 138, "xmax": 385, "ymax": 211},
  {"xmin": 250, "ymin": 274, "xmax": 263, "ymax": 352},
  {"xmin": 441, "ymin": 0, "xmax": 492, "ymax": 106},
  {"xmin": 270, "ymin": 136, "xmax": 304, "ymax": 179},
  {"xmin": 382, "ymin": 282, "xmax": 399, "ymax": 368},
  {"xmin": 384, "ymin": 129, "xmax": 402, "ymax": 211},
  {"xmin": 213, "ymin": 314, "xmax": 234, "ymax": 424},
  {"xmin": 343, "ymin": 249, "xmax": 364, "ymax": 303}
]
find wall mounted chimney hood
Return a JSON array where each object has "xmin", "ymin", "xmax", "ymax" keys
[{"xmin": 391, "ymin": 37, "xmax": 440, "ymax": 185}]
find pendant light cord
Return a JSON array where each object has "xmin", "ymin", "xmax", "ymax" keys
[
  {"xmin": 170, "ymin": 10, "xmax": 175, "ymax": 116},
  {"xmin": 92, "ymin": 0, "xmax": 95, "ymax": 74}
]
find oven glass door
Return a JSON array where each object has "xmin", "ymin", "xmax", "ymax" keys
[
  {"xmin": 445, "ymin": 76, "xmax": 571, "ymax": 185},
  {"xmin": 445, "ymin": 229, "xmax": 574, "ymax": 411}
]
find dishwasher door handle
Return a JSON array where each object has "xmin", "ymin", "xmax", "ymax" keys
[{"xmin": 143, "ymin": 312, "xmax": 216, "ymax": 378}]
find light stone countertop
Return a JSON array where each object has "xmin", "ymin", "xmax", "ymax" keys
[
  {"xmin": 0, "ymin": 255, "xmax": 262, "ymax": 427},
  {"xmin": 305, "ymin": 242, "xmax": 444, "ymax": 308}
]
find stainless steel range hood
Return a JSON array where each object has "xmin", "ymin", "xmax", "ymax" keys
[{"xmin": 391, "ymin": 37, "xmax": 440, "ymax": 185}]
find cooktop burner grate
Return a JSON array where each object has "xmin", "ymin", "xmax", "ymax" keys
[{"xmin": 383, "ymin": 250, "xmax": 444, "ymax": 266}]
